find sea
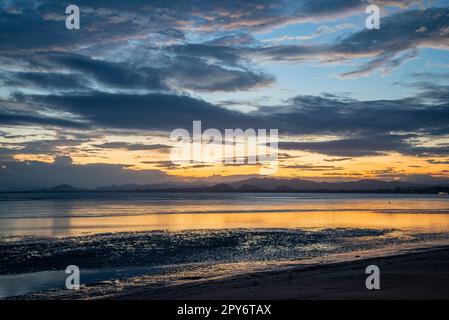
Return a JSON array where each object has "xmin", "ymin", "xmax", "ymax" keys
[{"xmin": 1, "ymin": 192, "xmax": 448, "ymax": 298}]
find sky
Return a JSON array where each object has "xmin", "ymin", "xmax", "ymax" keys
[{"xmin": 1, "ymin": 0, "xmax": 449, "ymax": 190}]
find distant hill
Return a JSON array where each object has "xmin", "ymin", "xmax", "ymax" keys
[
  {"xmin": 49, "ymin": 184, "xmax": 85, "ymax": 192},
  {"xmin": 230, "ymin": 177, "xmax": 422, "ymax": 191},
  {"xmin": 237, "ymin": 184, "xmax": 265, "ymax": 192},
  {"xmin": 95, "ymin": 182, "xmax": 208, "ymax": 191},
  {"xmin": 26, "ymin": 178, "xmax": 449, "ymax": 194},
  {"xmin": 208, "ymin": 183, "xmax": 236, "ymax": 192}
]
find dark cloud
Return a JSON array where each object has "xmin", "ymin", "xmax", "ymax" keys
[
  {"xmin": 168, "ymin": 44, "xmax": 243, "ymax": 66},
  {"xmin": 94, "ymin": 142, "xmax": 172, "ymax": 151},
  {"xmin": 0, "ymin": 0, "xmax": 437, "ymax": 97},
  {"xmin": 0, "ymin": 156, "xmax": 172, "ymax": 190},
  {"xmin": 1, "ymin": 138, "xmax": 89, "ymax": 157},
  {"xmin": 264, "ymin": 94, "xmax": 449, "ymax": 137},
  {"xmin": 5, "ymin": 83, "xmax": 449, "ymax": 158},
  {"xmin": 1, "ymin": 70, "xmax": 89, "ymax": 91},
  {"xmin": 1, "ymin": 2, "xmax": 276, "ymax": 94},
  {"xmin": 427, "ymin": 159, "xmax": 449, "ymax": 165},
  {"xmin": 1, "ymin": 52, "xmax": 168, "ymax": 92},
  {"xmin": 324, "ymin": 157, "xmax": 353, "ymax": 162},
  {"xmin": 279, "ymin": 134, "xmax": 411, "ymax": 157},
  {"xmin": 279, "ymin": 164, "xmax": 343, "ymax": 171},
  {"xmin": 0, "ymin": 0, "xmax": 182, "ymax": 53},
  {"xmin": 258, "ymin": 7, "xmax": 449, "ymax": 77},
  {"xmin": 399, "ymin": 174, "xmax": 449, "ymax": 184},
  {"xmin": 406, "ymin": 145, "xmax": 449, "ymax": 157},
  {"xmin": 44, "ymin": 53, "xmax": 167, "ymax": 91},
  {"xmin": 20, "ymin": 92, "xmax": 260, "ymax": 131},
  {"xmin": 0, "ymin": 0, "xmax": 384, "ymax": 54},
  {"xmin": 162, "ymin": 55, "xmax": 274, "ymax": 92},
  {"xmin": 2, "ymin": 48, "xmax": 271, "ymax": 93},
  {"xmin": 279, "ymin": 134, "xmax": 449, "ymax": 158},
  {"xmin": 140, "ymin": 160, "xmax": 181, "ymax": 170},
  {"xmin": 406, "ymin": 83, "xmax": 449, "ymax": 105},
  {"xmin": 0, "ymin": 111, "xmax": 87, "ymax": 128},
  {"xmin": 269, "ymin": 89, "xmax": 449, "ymax": 157},
  {"xmin": 1, "ymin": 0, "xmax": 423, "ymax": 54}
]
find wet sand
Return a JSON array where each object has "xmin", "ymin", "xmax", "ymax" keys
[{"xmin": 119, "ymin": 247, "xmax": 449, "ymax": 300}]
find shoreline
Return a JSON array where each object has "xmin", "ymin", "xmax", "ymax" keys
[
  {"xmin": 3, "ymin": 233, "xmax": 449, "ymax": 300},
  {"xmin": 113, "ymin": 245, "xmax": 449, "ymax": 300}
]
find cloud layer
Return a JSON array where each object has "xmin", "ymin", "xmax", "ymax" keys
[{"xmin": 1, "ymin": 0, "xmax": 448, "ymax": 188}]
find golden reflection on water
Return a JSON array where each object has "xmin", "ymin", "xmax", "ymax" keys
[
  {"xmin": 3, "ymin": 210, "xmax": 449, "ymax": 237},
  {"xmin": 2, "ymin": 197, "xmax": 449, "ymax": 237},
  {"xmin": 68, "ymin": 211, "xmax": 449, "ymax": 232}
]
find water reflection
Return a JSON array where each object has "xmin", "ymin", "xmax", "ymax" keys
[{"xmin": 0, "ymin": 193, "xmax": 448, "ymax": 238}]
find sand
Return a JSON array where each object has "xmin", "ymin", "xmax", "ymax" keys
[{"xmin": 118, "ymin": 246, "xmax": 449, "ymax": 300}]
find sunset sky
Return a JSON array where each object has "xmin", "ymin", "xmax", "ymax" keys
[{"xmin": 1, "ymin": 0, "xmax": 449, "ymax": 190}]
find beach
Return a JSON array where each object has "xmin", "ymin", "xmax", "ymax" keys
[
  {"xmin": 118, "ymin": 246, "xmax": 449, "ymax": 300},
  {"xmin": 7, "ymin": 244, "xmax": 449, "ymax": 300}
]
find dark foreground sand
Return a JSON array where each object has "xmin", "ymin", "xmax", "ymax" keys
[{"xmin": 119, "ymin": 247, "xmax": 449, "ymax": 300}]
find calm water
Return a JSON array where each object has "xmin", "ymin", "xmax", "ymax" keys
[{"xmin": 1, "ymin": 192, "xmax": 449, "ymax": 238}]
